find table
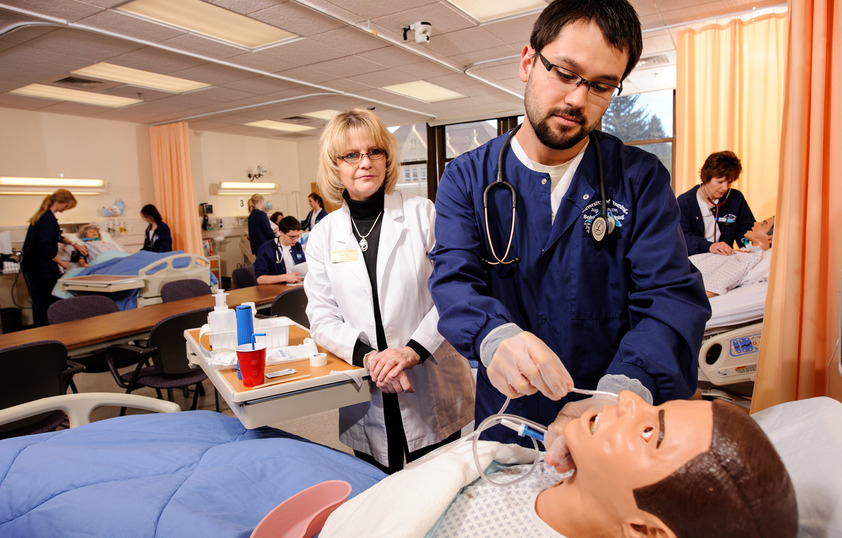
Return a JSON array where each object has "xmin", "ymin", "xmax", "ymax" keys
[
  {"xmin": 0, "ymin": 284, "xmax": 291, "ymax": 356},
  {"xmin": 184, "ymin": 324, "xmax": 371, "ymax": 427}
]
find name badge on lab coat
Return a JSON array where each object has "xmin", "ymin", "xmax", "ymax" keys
[{"xmin": 331, "ymin": 249, "xmax": 358, "ymax": 263}]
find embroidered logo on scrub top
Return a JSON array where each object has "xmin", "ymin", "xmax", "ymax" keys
[
  {"xmin": 716, "ymin": 213, "xmax": 737, "ymax": 224},
  {"xmin": 582, "ymin": 199, "xmax": 628, "ymax": 235}
]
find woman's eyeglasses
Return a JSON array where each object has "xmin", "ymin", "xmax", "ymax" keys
[{"xmin": 339, "ymin": 148, "xmax": 387, "ymax": 164}]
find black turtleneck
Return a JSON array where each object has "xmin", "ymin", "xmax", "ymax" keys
[{"xmin": 345, "ymin": 188, "xmax": 429, "ymax": 367}]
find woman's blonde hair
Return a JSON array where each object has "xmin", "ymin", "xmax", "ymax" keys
[
  {"xmin": 247, "ymin": 194, "xmax": 264, "ymax": 212},
  {"xmin": 317, "ymin": 108, "xmax": 400, "ymax": 206},
  {"xmin": 29, "ymin": 189, "xmax": 77, "ymax": 225}
]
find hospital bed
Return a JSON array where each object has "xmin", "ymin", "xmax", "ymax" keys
[
  {"xmin": 1, "ymin": 394, "xmax": 838, "ymax": 537},
  {"xmin": 54, "ymin": 248, "xmax": 215, "ymax": 309},
  {"xmin": 697, "ymin": 262, "xmax": 769, "ymax": 391},
  {"xmin": 0, "ymin": 394, "xmax": 385, "ymax": 537}
]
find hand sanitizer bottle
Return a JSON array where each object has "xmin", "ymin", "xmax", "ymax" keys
[{"xmin": 208, "ymin": 289, "xmax": 236, "ymax": 335}]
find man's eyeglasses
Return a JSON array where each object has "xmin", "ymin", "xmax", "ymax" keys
[
  {"xmin": 339, "ymin": 148, "xmax": 387, "ymax": 164},
  {"xmin": 285, "ymin": 232, "xmax": 301, "ymax": 241},
  {"xmin": 535, "ymin": 51, "xmax": 622, "ymax": 103}
]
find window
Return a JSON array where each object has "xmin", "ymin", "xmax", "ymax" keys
[{"xmin": 601, "ymin": 89, "xmax": 675, "ymax": 178}]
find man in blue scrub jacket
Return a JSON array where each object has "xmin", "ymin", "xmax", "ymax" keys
[
  {"xmin": 429, "ymin": 0, "xmax": 710, "ymax": 465},
  {"xmin": 254, "ymin": 216, "xmax": 305, "ymax": 285}
]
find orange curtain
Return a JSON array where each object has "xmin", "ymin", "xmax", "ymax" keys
[
  {"xmin": 675, "ymin": 13, "xmax": 788, "ymax": 220},
  {"xmin": 752, "ymin": 0, "xmax": 842, "ymax": 411},
  {"xmin": 149, "ymin": 122, "xmax": 202, "ymax": 255}
]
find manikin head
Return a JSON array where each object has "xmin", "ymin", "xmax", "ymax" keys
[
  {"xmin": 743, "ymin": 216, "xmax": 775, "ymax": 250},
  {"xmin": 538, "ymin": 392, "xmax": 797, "ymax": 537},
  {"xmin": 80, "ymin": 225, "xmax": 101, "ymax": 240}
]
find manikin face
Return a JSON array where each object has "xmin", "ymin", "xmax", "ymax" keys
[
  {"xmin": 519, "ymin": 21, "xmax": 627, "ymax": 162},
  {"xmin": 564, "ymin": 392, "xmax": 713, "ymax": 520},
  {"xmin": 743, "ymin": 216, "xmax": 775, "ymax": 248},
  {"xmin": 337, "ymin": 129, "xmax": 387, "ymax": 201},
  {"xmin": 703, "ymin": 176, "xmax": 731, "ymax": 201}
]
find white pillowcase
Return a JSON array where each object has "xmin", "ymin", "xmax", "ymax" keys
[{"xmin": 753, "ymin": 397, "xmax": 842, "ymax": 536}]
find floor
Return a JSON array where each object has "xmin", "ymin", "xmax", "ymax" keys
[{"xmin": 73, "ymin": 367, "xmax": 353, "ymax": 455}]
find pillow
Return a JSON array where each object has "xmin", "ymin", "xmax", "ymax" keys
[
  {"xmin": 739, "ymin": 249, "xmax": 772, "ymax": 287},
  {"xmin": 753, "ymin": 397, "xmax": 842, "ymax": 536}
]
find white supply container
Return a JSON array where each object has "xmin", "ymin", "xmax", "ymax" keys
[{"xmin": 255, "ymin": 317, "xmax": 294, "ymax": 349}]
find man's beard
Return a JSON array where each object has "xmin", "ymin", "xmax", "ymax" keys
[{"xmin": 529, "ymin": 106, "xmax": 595, "ymax": 151}]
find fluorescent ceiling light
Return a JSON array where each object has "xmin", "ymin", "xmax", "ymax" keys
[
  {"xmin": 211, "ymin": 181, "xmax": 277, "ymax": 195},
  {"xmin": 382, "ymin": 81, "xmax": 465, "ymax": 103},
  {"xmin": 245, "ymin": 120, "xmax": 316, "ymax": 133},
  {"xmin": 119, "ymin": 0, "xmax": 298, "ymax": 49},
  {"xmin": 446, "ymin": 0, "xmax": 547, "ymax": 22},
  {"xmin": 0, "ymin": 177, "xmax": 105, "ymax": 188},
  {"xmin": 301, "ymin": 109, "xmax": 342, "ymax": 121},
  {"xmin": 10, "ymin": 84, "xmax": 142, "ymax": 108},
  {"xmin": 0, "ymin": 177, "xmax": 107, "ymax": 195},
  {"xmin": 72, "ymin": 62, "xmax": 209, "ymax": 93}
]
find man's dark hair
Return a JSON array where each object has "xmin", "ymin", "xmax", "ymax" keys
[
  {"xmin": 530, "ymin": 0, "xmax": 643, "ymax": 81},
  {"xmin": 278, "ymin": 216, "xmax": 302, "ymax": 234},
  {"xmin": 633, "ymin": 400, "xmax": 797, "ymax": 538}
]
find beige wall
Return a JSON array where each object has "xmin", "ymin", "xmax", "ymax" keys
[{"xmin": 0, "ymin": 108, "xmax": 153, "ymax": 226}]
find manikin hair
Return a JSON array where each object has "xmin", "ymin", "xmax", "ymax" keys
[{"xmin": 633, "ymin": 400, "xmax": 797, "ymax": 538}]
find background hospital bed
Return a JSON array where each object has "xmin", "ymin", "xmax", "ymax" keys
[
  {"xmin": 698, "ymin": 278, "xmax": 768, "ymax": 393},
  {"xmin": 0, "ymin": 395, "xmax": 385, "ymax": 537},
  {"xmin": 56, "ymin": 251, "xmax": 215, "ymax": 309}
]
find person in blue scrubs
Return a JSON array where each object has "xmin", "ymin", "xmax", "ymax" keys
[
  {"xmin": 300, "ymin": 192, "xmax": 327, "ymax": 231},
  {"xmin": 677, "ymin": 150, "xmax": 756, "ymax": 255},
  {"xmin": 247, "ymin": 194, "xmax": 276, "ymax": 256},
  {"xmin": 428, "ymin": 0, "xmax": 711, "ymax": 464},
  {"xmin": 254, "ymin": 216, "xmax": 305, "ymax": 284},
  {"xmin": 140, "ymin": 204, "xmax": 172, "ymax": 253},
  {"xmin": 21, "ymin": 189, "xmax": 86, "ymax": 327}
]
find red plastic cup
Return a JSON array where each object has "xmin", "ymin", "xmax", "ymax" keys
[{"xmin": 236, "ymin": 343, "xmax": 267, "ymax": 387}]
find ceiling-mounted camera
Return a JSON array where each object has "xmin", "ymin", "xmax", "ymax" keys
[{"xmin": 403, "ymin": 21, "xmax": 432, "ymax": 44}]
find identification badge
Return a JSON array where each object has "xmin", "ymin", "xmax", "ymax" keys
[{"xmin": 331, "ymin": 249, "xmax": 358, "ymax": 263}]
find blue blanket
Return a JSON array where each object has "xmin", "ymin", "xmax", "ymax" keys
[
  {"xmin": 0, "ymin": 411, "xmax": 384, "ymax": 537},
  {"xmin": 54, "ymin": 250, "xmax": 218, "ymax": 310}
]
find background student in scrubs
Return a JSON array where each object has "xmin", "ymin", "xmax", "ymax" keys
[{"xmin": 21, "ymin": 189, "xmax": 86, "ymax": 326}]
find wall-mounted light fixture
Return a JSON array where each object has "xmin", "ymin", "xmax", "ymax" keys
[
  {"xmin": 210, "ymin": 181, "xmax": 277, "ymax": 195},
  {"xmin": 0, "ymin": 177, "xmax": 107, "ymax": 195}
]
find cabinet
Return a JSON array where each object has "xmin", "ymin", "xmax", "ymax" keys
[{"xmin": 208, "ymin": 255, "xmax": 221, "ymax": 283}]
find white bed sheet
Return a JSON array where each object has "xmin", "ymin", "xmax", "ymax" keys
[{"xmin": 706, "ymin": 280, "xmax": 767, "ymax": 331}]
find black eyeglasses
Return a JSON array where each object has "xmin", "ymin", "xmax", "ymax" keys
[
  {"xmin": 339, "ymin": 148, "xmax": 387, "ymax": 164},
  {"xmin": 535, "ymin": 51, "xmax": 622, "ymax": 103}
]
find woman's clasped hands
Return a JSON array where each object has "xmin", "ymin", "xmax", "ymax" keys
[{"xmin": 365, "ymin": 347, "xmax": 420, "ymax": 394}]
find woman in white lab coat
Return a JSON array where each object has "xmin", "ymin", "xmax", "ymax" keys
[{"xmin": 305, "ymin": 108, "xmax": 474, "ymax": 474}]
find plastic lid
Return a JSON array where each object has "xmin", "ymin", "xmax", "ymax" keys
[{"xmin": 214, "ymin": 288, "xmax": 229, "ymax": 311}]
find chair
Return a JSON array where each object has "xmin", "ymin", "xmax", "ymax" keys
[
  {"xmin": 0, "ymin": 340, "xmax": 84, "ymax": 439},
  {"xmin": 232, "ymin": 266, "xmax": 258, "ymax": 288},
  {"xmin": 47, "ymin": 295, "xmax": 129, "ymax": 392},
  {"xmin": 106, "ymin": 307, "xmax": 216, "ymax": 411},
  {"xmin": 270, "ymin": 287, "xmax": 309, "ymax": 328},
  {"xmin": 160, "ymin": 278, "xmax": 212, "ymax": 302}
]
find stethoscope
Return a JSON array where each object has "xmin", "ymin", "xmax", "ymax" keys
[
  {"xmin": 700, "ymin": 183, "xmax": 732, "ymax": 243},
  {"xmin": 482, "ymin": 125, "xmax": 614, "ymax": 266}
]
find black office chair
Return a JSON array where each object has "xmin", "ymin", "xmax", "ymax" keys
[
  {"xmin": 160, "ymin": 279, "xmax": 212, "ymax": 302},
  {"xmin": 232, "ymin": 266, "xmax": 257, "ymax": 288},
  {"xmin": 47, "ymin": 295, "xmax": 139, "ymax": 393},
  {"xmin": 0, "ymin": 340, "xmax": 83, "ymax": 439},
  {"xmin": 106, "ymin": 307, "xmax": 217, "ymax": 411},
  {"xmin": 270, "ymin": 287, "xmax": 309, "ymax": 328}
]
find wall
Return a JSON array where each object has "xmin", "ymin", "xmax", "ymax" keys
[{"xmin": 0, "ymin": 108, "xmax": 153, "ymax": 226}]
